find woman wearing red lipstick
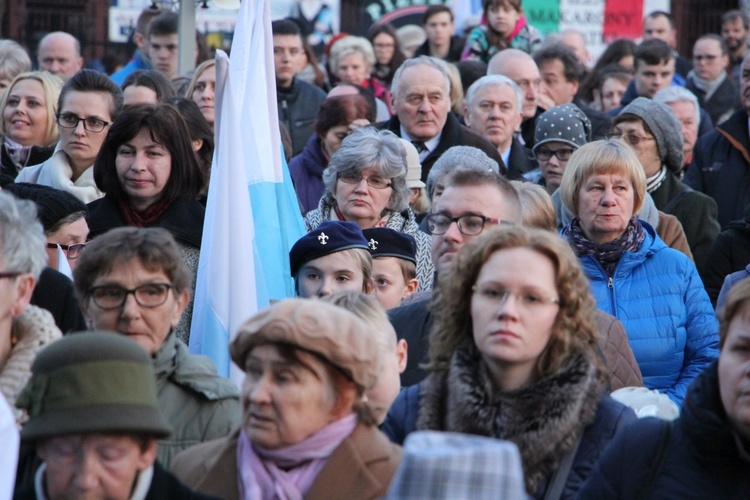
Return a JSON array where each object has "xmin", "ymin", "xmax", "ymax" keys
[
  {"xmin": 559, "ymin": 139, "xmax": 718, "ymax": 408},
  {"xmin": 0, "ymin": 71, "xmax": 62, "ymax": 178},
  {"xmin": 87, "ymin": 103, "xmax": 205, "ymax": 344},
  {"xmin": 382, "ymin": 225, "xmax": 636, "ymax": 498}
]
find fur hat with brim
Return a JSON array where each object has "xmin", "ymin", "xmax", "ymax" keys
[
  {"xmin": 617, "ymin": 97, "xmax": 684, "ymax": 174},
  {"xmin": 17, "ymin": 332, "xmax": 171, "ymax": 441},
  {"xmin": 231, "ymin": 299, "xmax": 383, "ymax": 391}
]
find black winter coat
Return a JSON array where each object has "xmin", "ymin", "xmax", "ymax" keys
[{"xmin": 578, "ymin": 362, "xmax": 750, "ymax": 499}]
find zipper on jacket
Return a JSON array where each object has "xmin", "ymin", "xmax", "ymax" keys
[{"xmin": 608, "ymin": 276, "xmax": 613, "ymax": 288}]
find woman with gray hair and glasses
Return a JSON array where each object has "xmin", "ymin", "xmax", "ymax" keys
[{"xmin": 305, "ymin": 127, "xmax": 434, "ymax": 291}]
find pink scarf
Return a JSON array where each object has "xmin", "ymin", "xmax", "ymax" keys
[{"xmin": 237, "ymin": 413, "xmax": 358, "ymax": 500}]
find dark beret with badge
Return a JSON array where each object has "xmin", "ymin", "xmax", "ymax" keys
[{"xmin": 289, "ymin": 220, "xmax": 370, "ymax": 276}]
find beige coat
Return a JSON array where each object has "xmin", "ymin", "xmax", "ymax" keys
[{"xmin": 171, "ymin": 423, "xmax": 402, "ymax": 500}]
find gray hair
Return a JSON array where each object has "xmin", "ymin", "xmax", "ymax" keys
[
  {"xmin": 653, "ymin": 86, "xmax": 701, "ymax": 127},
  {"xmin": 0, "ymin": 191, "xmax": 47, "ymax": 279},
  {"xmin": 0, "ymin": 40, "xmax": 32, "ymax": 82},
  {"xmin": 465, "ymin": 75, "xmax": 523, "ymax": 112},
  {"xmin": 426, "ymin": 146, "xmax": 500, "ymax": 201},
  {"xmin": 322, "ymin": 127, "xmax": 411, "ymax": 212},
  {"xmin": 329, "ymin": 36, "xmax": 376, "ymax": 74},
  {"xmin": 391, "ymin": 56, "xmax": 451, "ymax": 98}
]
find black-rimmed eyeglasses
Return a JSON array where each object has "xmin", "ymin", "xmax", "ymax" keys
[
  {"xmin": 56, "ymin": 114, "xmax": 111, "ymax": 133},
  {"xmin": 47, "ymin": 242, "xmax": 87, "ymax": 259},
  {"xmin": 535, "ymin": 147, "xmax": 576, "ymax": 162},
  {"xmin": 88, "ymin": 283, "xmax": 175, "ymax": 310},
  {"xmin": 427, "ymin": 214, "xmax": 500, "ymax": 236}
]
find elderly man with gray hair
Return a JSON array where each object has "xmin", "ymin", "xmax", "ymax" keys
[
  {"xmin": 390, "ymin": 146, "xmax": 521, "ymax": 386},
  {"xmin": 653, "ymin": 86, "xmax": 701, "ymax": 171},
  {"xmin": 463, "ymin": 75, "xmax": 534, "ymax": 178},
  {"xmin": 375, "ymin": 56, "xmax": 504, "ymax": 180}
]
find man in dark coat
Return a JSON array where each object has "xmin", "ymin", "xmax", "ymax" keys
[
  {"xmin": 375, "ymin": 56, "xmax": 505, "ymax": 181},
  {"xmin": 13, "ymin": 333, "xmax": 213, "ymax": 499},
  {"xmin": 389, "ymin": 167, "xmax": 522, "ymax": 386},
  {"xmin": 463, "ymin": 75, "xmax": 534, "ymax": 179},
  {"xmin": 413, "ymin": 5, "xmax": 464, "ymax": 62},
  {"xmin": 686, "ymin": 34, "xmax": 739, "ymax": 126},
  {"xmin": 273, "ymin": 20, "xmax": 326, "ymax": 156},
  {"xmin": 533, "ymin": 43, "xmax": 612, "ymax": 140},
  {"xmin": 686, "ymin": 51, "xmax": 750, "ymax": 228}
]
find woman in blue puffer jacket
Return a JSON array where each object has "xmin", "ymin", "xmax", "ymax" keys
[{"xmin": 559, "ymin": 139, "xmax": 718, "ymax": 406}]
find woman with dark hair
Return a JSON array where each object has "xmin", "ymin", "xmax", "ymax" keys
[
  {"xmin": 87, "ymin": 103, "xmax": 205, "ymax": 343},
  {"xmin": 578, "ymin": 39, "xmax": 637, "ymax": 104},
  {"xmin": 121, "ymin": 69, "xmax": 176, "ymax": 105},
  {"xmin": 167, "ymin": 96, "xmax": 214, "ymax": 203},
  {"xmin": 289, "ymin": 94, "xmax": 371, "ymax": 214},
  {"xmin": 367, "ymin": 23, "xmax": 406, "ymax": 90}
]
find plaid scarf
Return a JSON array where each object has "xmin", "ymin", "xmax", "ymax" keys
[{"xmin": 563, "ymin": 217, "xmax": 645, "ymax": 277}]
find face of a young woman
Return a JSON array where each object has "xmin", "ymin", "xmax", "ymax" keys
[
  {"xmin": 3, "ymin": 78, "xmax": 50, "ymax": 146},
  {"xmin": 471, "ymin": 247, "xmax": 559, "ymax": 390}
]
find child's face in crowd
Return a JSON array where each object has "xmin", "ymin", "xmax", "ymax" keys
[
  {"xmin": 297, "ymin": 252, "xmax": 366, "ymax": 298},
  {"xmin": 487, "ymin": 3, "xmax": 521, "ymax": 38},
  {"xmin": 366, "ymin": 339, "xmax": 407, "ymax": 424},
  {"xmin": 371, "ymin": 257, "xmax": 418, "ymax": 310}
]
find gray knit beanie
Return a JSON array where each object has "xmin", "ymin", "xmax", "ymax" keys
[
  {"xmin": 617, "ymin": 97, "xmax": 684, "ymax": 174},
  {"xmin": 533, "ymin": 103, "xmax": 592, "ymax": 152}
]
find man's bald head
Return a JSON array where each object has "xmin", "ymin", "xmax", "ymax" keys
[
  {"xmin": 37, "ymin": 32, "xmax": 83, "ymax": 82},
  {"xmin": 487, "ymin": 49, "xmax": 541, "ymax": 119},
  {"xmin": 558, "ymin": 29, "xmax": 589, "ymax": 66}
]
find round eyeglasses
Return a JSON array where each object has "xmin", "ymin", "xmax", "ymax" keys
[
  {"xmin": 56, "ymin": 114, "xmax": 111, "ymax": 133},
  {"xmin": 88, "ymin": 283, "xmax": 174, "ymax": 310}
]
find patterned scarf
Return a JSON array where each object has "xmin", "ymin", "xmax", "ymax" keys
[{"xmin": 563, "ymin": 217, "xmax": 645, "ymax": 277}]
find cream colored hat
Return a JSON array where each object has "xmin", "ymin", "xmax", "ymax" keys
[
  {"xmin": 399, "ymin": 139, "xmax": 426, "ymax": 189},
  {"xmin": 231, "ymin": 299, "xmax": 383, "ymax": 390}
]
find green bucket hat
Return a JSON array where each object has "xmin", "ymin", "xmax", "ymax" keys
[{"xmin": 17, "ymin": 332, "xmax": 171, "ymax": 441}]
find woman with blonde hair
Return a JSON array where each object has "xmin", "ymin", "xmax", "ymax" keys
[
  {"xmin": 383, "ymin": 224, "xmax": 635, "ymax": 498},
  {"xmin": 0, "ymin": 71, "xmax": 62, "ymax": 178},
  {"xmin": 559, "ymin": 139, "xmax": 718, "ymax": 406},
  {"xmin": 185, "ymin": 59, "xmax": 216, "ymax": 132}
]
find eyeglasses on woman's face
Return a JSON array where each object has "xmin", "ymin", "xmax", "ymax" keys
[
  {"xmin": 46, "ymin": 242, "xmax": 87, "ymax": 259},
  {"xmin": 56, "ymin": 113, "xmax": 111, "ymax": 133},
  {"xmin": 88, "ymin": 283, "xmax": 175, "ymax": 310},
  {"xmin": 337, "ymin": 171, "xmax": 392, "ymax": 189}
]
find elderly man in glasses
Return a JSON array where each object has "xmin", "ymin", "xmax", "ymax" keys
[
  {"xmin": 73, "ymin": 226, "xmax": 241, "ymax": 469},
  {"xmin": 389, "ymin": 149, "xmax": 523, "ymax": 385},
  {"xmin": 612, "ymin": 97, "xmax": 719, "ymax": 276},
  {"xmin": 16, "ymin": 69, "xmax": 123, "ymax": 204}
]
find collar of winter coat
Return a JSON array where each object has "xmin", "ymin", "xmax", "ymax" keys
[
  {"xmin": 152, "ymin": 332, "xmax": 240, "ymax": 401},
  {"xmin": 415, "ymin": 339, "xmax": 603, "ymax": 494},
  {"xmin": 681, "ymin": 360, "xmax": 750, "ymax": 466}
]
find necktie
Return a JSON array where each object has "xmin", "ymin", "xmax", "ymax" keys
[{"xmin": 411, "ymin": 141, "xmax": 428, "ymax": 154}]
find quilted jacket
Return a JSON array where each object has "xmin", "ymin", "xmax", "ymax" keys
[{"xmin": 577, "ymin": 222, "xmax": 719, "ymax": 406}]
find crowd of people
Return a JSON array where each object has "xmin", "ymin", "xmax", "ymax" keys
[{"xmin": 1, "ymin": 1, "xmax": 750, "ymax": 498}]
